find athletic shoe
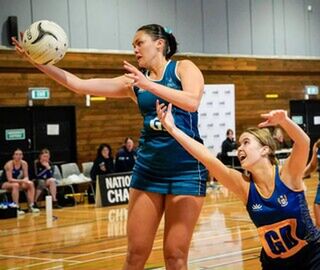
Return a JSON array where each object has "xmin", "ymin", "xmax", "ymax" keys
[
  {"xmin": 33, "ymin": 202, "xmax": 40, "ymax": 209},
  {"xmin": 17, "ymin": 209, "xmax": 25, "ymax": 215},
  {"xmin": 29, "ymin": 205, "xmax": 40, "ymax": 213},
  {"xmin": 9, "ymin": 202, "xmax": 18, "ymax": 208},
  {"xmin": 53, "ymin": 201, "xmax": 62, "ymax": 209}
]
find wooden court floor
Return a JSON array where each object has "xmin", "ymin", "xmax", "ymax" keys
[{"xmin": 0, "ymin": 175, "xmax": 318, "ymax": 270}]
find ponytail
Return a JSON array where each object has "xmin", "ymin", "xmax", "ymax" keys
[{"xmin": 137, "ymin": 24, "xmax": 178, "ymax": 59}]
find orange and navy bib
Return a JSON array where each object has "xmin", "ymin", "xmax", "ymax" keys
[{"xmin": 247, "ymin": 166, "xmax": 320, "ymax": 259}]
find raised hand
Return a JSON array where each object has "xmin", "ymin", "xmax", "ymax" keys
[
  {"xmin": 123, "ymin": 61, "xmax": 152, "ymax": 90},
  {"xmin": 258, "ymin": 110, "xmax": 288, "ymax": 128},
  {"xmin": 11, "ymin": 34, "xmax": 35, "ymax": 64},
  {"xmin": 156, "ymin": 100, "xmax": 175, "ymax": 132},
  {"xmin": 11, "ymin": 35, "xmax": 24, "ymax": 55}
]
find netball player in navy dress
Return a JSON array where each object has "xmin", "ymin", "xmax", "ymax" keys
[
  {"xmin": 1, "ymin": 148, "xmax": 40, "ymax": 215},
  {"xmin": 13, "ymin": 24, "xmax": 208, "ymax": 269},
  {"xmin": 157, "ymin": 105, "xmax": 320, "ymax": 270}
]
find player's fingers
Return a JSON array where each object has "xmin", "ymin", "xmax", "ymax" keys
[
  {"xmin": 124, "ymin": 73, "xmax": 137, "ymax": 83},
  {"xmin": 156, "ymin": 106, "xmax": 166, "ymax": 120},
  {"xmin": 123, "ymin": 60, "xmax": 133, "ymax": 67},
  {"xmin": 15, "ymin": 46, "xmax": 25, "ymax": 56},
  {"xmin": 258, "ymin": 121, "xmax": 274, "ymax": 128},
  {"xmin": 260, "ymin": 113, "xmax": 271, "ymax": 119},
  {"xmin": 156, "ymin": 100, "xmax": 165, "ymax": 114},
  {"xmin": 123, "ymin": 61, "xmax": 138, "ymax": 72},
  {"xmin": 11, "ymin": 37, "xmax": 20, "ymax": 47}
]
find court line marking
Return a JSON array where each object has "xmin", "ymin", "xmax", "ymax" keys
[
  {"xmin": 0, "ymin": 194, "xmax": 265, "ymax": 269},
  {"xmin": 0, "ymin": 254, "xmax": 79, "ymax": 263},
  {"xmin": 56, "ymin": 228, "xmax": 260, "ymax": 267},
  {"xmin": 198, "ymin": 255, "xmax": 260, "ymax": 269},
  {"xmin": 188, "ymin": 246, "xmax": 261, "ymax": 264},
  {"xmin": 6, "ymin": 222, "xmax": 259, "ymax": 269},
  {"xmin": 0, "ymin": 254, "xmax": 80, "ymax": 270},
  {"xmin": 2, "ymin": 182, "xmax": 317, "ymax": 269},
  {"xmin": 9, "ymin": 230, "xmax": 259, "ymax": 270},
  {"xmin": 64, "ymin": 224, "xmax": 257, "ymax": 260},
  {"xmin": 45, "ymin": 243, "xmax": 261, "ymax": 269},
  {"xmin": 10, "ymin": 183, "xmax": 315, "ymax": 268}
]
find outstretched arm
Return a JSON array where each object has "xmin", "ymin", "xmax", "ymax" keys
[
  {"xmin": 156, "ymin": 101, "xmax": 249, "ymax": 203},
  {"xmin": 12, "ymin": 37, "xmax": 136, "ymax": 101},
  {"xmin": 124, "ymin": 60, "xmax": 203, "ymax": 112},
  {"xmin": 258, "ymin": 110, "xmax": 310, "ymax": 188}
]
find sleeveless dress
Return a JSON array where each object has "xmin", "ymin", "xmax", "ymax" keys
[
  {"xmin": 247, "ymin": 165, "xmax": 320, "ymax": 269},
  {"xmin": 0, "ymin": 162, "xmax": 24, "ymax": 188},
  {"xmin": 130, "ymin": 60, "xmax": 208, "ymax": 196}
]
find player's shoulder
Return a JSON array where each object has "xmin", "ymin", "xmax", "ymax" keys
[
  {"xmin": 176, "ymin": 59, "xmax": 200, "ymax": 74},
  {"xmin": 4, "ymin": 160, "xmax": 12, "ymax": 170},
  {"xmin": 21, "ymin": 160, "xmax": 28, "ymax": 167},
  {"xmin": 177, "ymin": 59, "xmax": 195, "ymax": 67}
]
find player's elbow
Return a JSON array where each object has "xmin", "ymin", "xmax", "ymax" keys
[
  {"xmin": 187, "ymin": 99, "xmax": 200, "ymax": 112},
  {"xmin": 302, "ymin": 136, "xmax": 311, "ymax": 154},
  {"xmin": 71, "ymin": 78, "xmax": 87, "ymax": 95},
  {"xmin": 306, "ymin": 136, "xmax": 311, "ymax": 147}
]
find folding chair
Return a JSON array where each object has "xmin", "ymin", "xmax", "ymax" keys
[
  {"xmin": 82, "ymin": 161, "xmax": 93, "ymax": 178},
  {"xmin": 60, "ymin": 163, "xmax": 94, "ymax": 204}
]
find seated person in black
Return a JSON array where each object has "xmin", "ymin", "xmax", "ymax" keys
[
  {"xmin": 220, "ymin": 129, "xmax": 239, "ymax": 167},
  {"xmin": 90, "ymin": 144, "xmax": 114, "ymax": 184},
  {"xmin": 34, "ymin": 148, "xmax": 62, "ymax": 209},
  {"xmin": 115, "ymin": 137, "xmax": 137, "ymax": 173},
  {"xmin": 0, "ymin": 148, "xmax": 39, "ymax": 215}
]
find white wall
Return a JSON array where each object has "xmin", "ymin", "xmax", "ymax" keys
[{"xmin": 1, "ymin": 0, "xmax": 320, "ymax": 56}]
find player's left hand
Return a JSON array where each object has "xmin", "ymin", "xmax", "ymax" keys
[
  {"xmin": 258, "ymin": 110, "xmax": 288, "ymax": 127},
  {"xmin": 123, "ymin": 61, "xmax": 152, "ymax": 90}
]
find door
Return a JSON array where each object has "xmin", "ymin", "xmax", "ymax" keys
[
  {"xmin": 289, "ymin": 100, "xmax": 306, "ymax": 132},
  {"xmin": 33, "ymin": 106, "xmax": 77, "ymax": 165},
  {"xmin": 290, "ymin": 99, "xmax": 320, "ymax": 149},
  {"xmin": 0, "ymin": 107, "xmax": 34, "ymax": 167},
  {"xmin": 0, "ymin": 106, "xmax": 77, "ymax": 170}
]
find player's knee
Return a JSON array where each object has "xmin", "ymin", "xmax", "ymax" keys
[
  {"xmin": 11, "ymin": 183, "xmax": 20, "ymax": 191},
  {"xmin": 27, "ymin": 181, "xmax": 35, "ymax": 189},
  {"xmin": 126, "ymin": 245, "xmax": 150, "ymax": 266},
  {"xmin": 47, "ymin": 178, "xmax": 55, "ymax": 186},
  {"xmin": 163, "ymin": 247, "xmax": 187, "ymax": 269}
]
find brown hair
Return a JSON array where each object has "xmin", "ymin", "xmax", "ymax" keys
[
  {"xmin": 226, "ymin": 129, "xmax": 234, "ymax": 136},
  {"xmin": 137, "ymin": 24, "xmax": 178, "ymax": 60},
  {"xmin": 244, "ymin": 127, "xmax": 277, "ymax": 165},
  {"xmin": 39, "ymin": 148, "xmax": 50, "ymax": 157}
]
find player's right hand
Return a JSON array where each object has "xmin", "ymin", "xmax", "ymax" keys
[
  {"xmin": 11, "ymin": 32, "xmax": 25, "ymax": 54},
  {"xmin": 12, "ymin": 34, "xmax": 36, "ymax": 65},
  {"xmin": 156, "ymin": 100, "xmax": 175, "ymax": 132}
]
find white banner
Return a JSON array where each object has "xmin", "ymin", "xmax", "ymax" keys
[{"xmin": 198, "ymin": 84, "xmax": 235, "ymax": 154}]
